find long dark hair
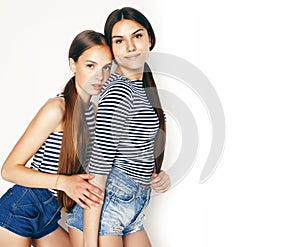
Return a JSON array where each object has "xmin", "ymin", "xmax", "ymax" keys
[
  {"xmin": 57, "ymin": 30, "xmax": 107, "ymax": 212},
  {"xmin": 104, "ymin": 7, "xmax": 166, "ymax": 173}
]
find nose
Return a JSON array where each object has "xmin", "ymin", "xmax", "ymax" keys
[
  {"xmin": 127, "ymin": 39, "xmax": 136, "ymax": 52},
  {"xmin": 94, "ymin": 70, "xmax": 103, "ymax": 82}
]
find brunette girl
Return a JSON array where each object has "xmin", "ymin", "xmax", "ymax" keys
[
  {"xmin": 67, "ymin": 7, "xmax": 169, "ymax": 247},
  {"xmin": 0, "ymin": 30, "xmax": 112, "ymax": 247}
]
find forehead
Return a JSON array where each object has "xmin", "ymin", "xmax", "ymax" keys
[
  {"xmin": 112, "ymin": 19, "xmax": 146, "ymax": 36},
  {"xmin": 79, "ymin": 45, "xmax": 112, "ymax": 62}
]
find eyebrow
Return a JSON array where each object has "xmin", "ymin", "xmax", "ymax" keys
[
  {"xmin": 84, "ymin": 60, "xmax": 112, "ymax": 67},
  {"xmin": 112, "ymin": 28, "xmax": 144, "ymax": 39},
  {"xmin": 104, "ymin": 62, "xmax": 112, "ymax": 67},
  {"xmin": 85, "ymin": 60, "xmax": 96, "ymax": 63}
]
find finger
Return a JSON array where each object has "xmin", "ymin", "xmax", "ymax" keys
[
  {"xmin": 151, "ymin": 174, "xmax": 163, "ymax": 184},
  {"xmin": 153, "ymin": 183, "xmax": 170, "ymax": 193},
  {"xmin": 77, "ymin": 179, "xmax": 104, "ymax": 197},
  {"xmin": 84, "ymin": 190, "xmax": 103, "ymax": 205},
  {"xmin": 151, "ymin": 171, "xmax": 166, "ymax": 184},
  {"xmin": 151, "ymin": 179, "xmax": 170, "ymax": 192},
  {"xmin": 76, "ymin": 198, "xmax": 89, "ymax": 210},
  {"xmin": 151, "ymin": 173, "xmax": 168, "ymax": 186},
  {"xmin": 79, "ymin": 174, "xmax": 95, "ymax": 180},
  {"xmin": 81, "ymin": 195, "xmax": 100, "ymax": 208},
  {"xmin": 86, "ymin": 184, "xmax": 104, "ymax": 197}
]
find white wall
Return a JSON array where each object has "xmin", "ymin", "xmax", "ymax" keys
[{"xmin": 1, "ymin": 0, "xmax": 300, "ymax": 246}]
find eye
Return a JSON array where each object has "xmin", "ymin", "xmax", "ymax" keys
[
  {"xmin": 103, "ymin": 64, "xmax": 112, "ymax": 72},
  {"xmin": 115, "ymin": 39, "xmax": 123, "ymax": 44},
  {"xmin": 86, "ymin": 63, "xmax": 94, "ymax": 69},
  {"xmin": 135, "ymin": 33, "xmax": 142, "ymax": 39}
]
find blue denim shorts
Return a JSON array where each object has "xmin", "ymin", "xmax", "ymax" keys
[
  {"xmin": 0, "ymin": 185, "xmax": 61, "ymax": 239},
  {"xmin": 67, "ymin": 167, "xmax": 151, "ymax": 236}
]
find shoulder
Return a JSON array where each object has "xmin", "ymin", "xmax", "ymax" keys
[
  {"xmin": 104, "ymin": 73, "xmax": 134, "ymax": 93},
  {"xmin": 101, "ymin": 73, "xmax": 134, "ymax": 99},
  {"xmin": 25, "ymin": 96, "xmax": 65, "ymax": 135},
  {"xmin": 38, "ymin": 96, "xmax": 65, "ymax": 122}
]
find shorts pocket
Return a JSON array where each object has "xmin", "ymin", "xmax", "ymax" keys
[
  {"xmin": 42, "ymin": 193, "xmax": 59, "ymax": 213},
  {"xmin": 12, "ymin": 210, "xmax": 40, "ymax": 223},
  {"xmin": 40, "ymin": 190, "xmax": 56, "ymax": 205},
  {"xmin": 11, "ymin": 201, "xmax": 40, "ymax": 221},
  {"xmin": 105, "ymin": 180, "xmax": 135, "ymax": 203},
  {"xmin": 11, "ymin": 189, "xmax": 40, "ymax": 221}
]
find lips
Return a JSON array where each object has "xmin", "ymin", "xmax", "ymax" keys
[
  {"xmin": 124, "ymin": 53, "xmax": 141, "ymax": 60},
  {"xmin": 92, "ymin": 84, "xmax": 102, "ymax": 90}
]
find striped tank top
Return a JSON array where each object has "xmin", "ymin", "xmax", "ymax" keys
[{"xmin": 30, "ymin": 95, "xmax": 95, "ymax": 196}]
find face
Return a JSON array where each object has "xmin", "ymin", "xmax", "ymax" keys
[
  {"xmin": 111, "ymin": 19, "xmax": 151, "ymax": 79},
  {"xmin": 70, "ymin": 45, "xmax": 112, "ymax": 102}
]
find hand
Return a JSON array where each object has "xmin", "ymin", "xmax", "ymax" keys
[
  {"xmin": 57, "ymin": 174, "xmax": 104, "ymax": 209},
  {"xmin": 150, "ymin": 170, "xmax": 171, "ymax": 193}
]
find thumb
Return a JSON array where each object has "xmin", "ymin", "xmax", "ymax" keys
[{"xmin": 152, "ymin": 172, "xmax": 158, "ymax": 178}]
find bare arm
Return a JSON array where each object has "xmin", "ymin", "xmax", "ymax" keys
[
  {"xmin": 1, "ymin": 98, "xmax": 103, "ymax": 208},
  {"xmin": 83, "ymin": 174, "xmax": 107, "ymax": 247},
  {"xmin": 82, "ymin": 82, "xmax": 134, "ymax": 245}
]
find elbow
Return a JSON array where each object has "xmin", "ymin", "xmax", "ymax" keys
[
  {"xmin": 1, "ymin": 165, "xmax": 8, "ymax": 180},
  {"xmin": 1, "ymin": 163, "xmax": 12, "ymax": 182}
]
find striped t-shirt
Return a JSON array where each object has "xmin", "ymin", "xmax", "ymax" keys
[
  {"xmin": 88, "ymin": 73, "xmax": 160, "ymax": 186},
  {"xmin": 30, "ymin": 95, "xmax": 95, "ymax": 196}
]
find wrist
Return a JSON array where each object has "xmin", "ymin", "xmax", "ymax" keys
[{"xmin": 55, "ymin": 174, "xmax": 66, "ymax": 191}]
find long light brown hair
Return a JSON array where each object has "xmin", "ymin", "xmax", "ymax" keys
[
  {"xmin": 104, "ymin": 7, "xmax": 166, "ymax": 174},
  {"xmin": 57, "ymin": 30, "xmax": 107, "ymax": 212}
]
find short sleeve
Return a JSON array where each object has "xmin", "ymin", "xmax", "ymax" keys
[{"xmin": 88, "ymin": 81, "xmax": 133, "ymax": 175}]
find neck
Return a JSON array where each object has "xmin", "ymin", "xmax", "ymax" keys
[
  {"xmin": 116, "ymin": 66, "xmax": 144, "ymax": 81},
  {"xmin": 75, "ymin": 86, "xmax": 91, "ymax": 106}
]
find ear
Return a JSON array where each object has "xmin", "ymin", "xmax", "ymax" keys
[{"xmin": 69, "ymin": 58, "xmax": 76, "ymax": 73}]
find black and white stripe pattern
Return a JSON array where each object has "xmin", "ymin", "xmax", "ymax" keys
[
  {"xmin": 30, "ymin": 95, "xmax": 96, "ymax": 196},
  {"xmin": 31, "ymin": 131, "xmax": 63, "ymax": 196},
  {"xmin": 88, "ymin": 73, "xmax": 160, "ymax": 186}
]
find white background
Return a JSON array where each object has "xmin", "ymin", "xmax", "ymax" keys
[{"xmin": 1, "ymin": 0, "xmax": 300, "ymax": 246}]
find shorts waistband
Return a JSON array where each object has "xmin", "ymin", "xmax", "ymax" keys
[
  {"xmin": 108, "ymin": 167, "xmax": 151, "ymax": 196},
  {"xmin": 12, "ymin": 185, "xmax": 55, "ymax": 201}
]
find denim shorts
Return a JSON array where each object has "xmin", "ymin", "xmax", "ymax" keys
[
  {"xmin": 0, "ymin": 185, "xmax": 61, "ymax": 239},
  {"xmin": 67, "ymin": 167, "xmax": 151, "ymax": 236}
]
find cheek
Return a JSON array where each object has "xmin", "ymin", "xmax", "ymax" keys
[
  {"xmin": 112, "ymin": 45, "xmax": 124, "ymax": 57},
  {"xmin": 140, "ymin": 40, "xmax": 151, "ymax": 52},
  {"xmin": 104, "ymin": 73, "xmax": 111, "ymax": 82},
  {"xmin": 76, "ymin": 71, "xmax": 89, "ymax": 87}
]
